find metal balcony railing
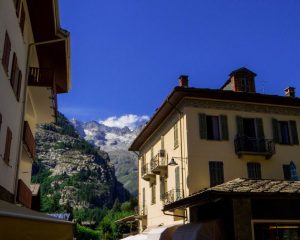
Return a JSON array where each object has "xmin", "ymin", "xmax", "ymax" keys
[
  {"xmin": 17, "ymin": 179, "xmax": 32, "ymax": 209},
  {"xmin": 150, "ymin": 154, "xmax": 167, "ymax": 174},
  {"xmin": 23, "ymin": 121, "xmax": 36, "ymax": 159},
  {"xmin": 234, "ymin": 136, "xmax": 275, "ymax": 158},
  {"xmin": 162, "ymin": 189, "xmax": 183, "ymax": 205},
  {"xmin": 141, "ymin": 163, "xmax": 155, "ymax": 181}
]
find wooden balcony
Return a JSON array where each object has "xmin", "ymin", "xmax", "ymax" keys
[
  {"xmin": 150, "ymin": 153, "xmax": 167, "ymax": 175},
  {"xmin": 234, "ymin": 136, "xmax": 275, "ymax": 159},
  {"xmin": 23, "ymin": 121, "xmax": 36, "ymax": 159},
  {"xmin": 28, "ymin": 67, "xmax": 54, "ymax": 87},
  {"xmin": 17, "ymin": 179, "xmax": 32, "ymax": 209},
  {"xmin": 162, "ymin": 189, "xmax": 183, "ymax": 205},
  {"xmin": 141, "ymin": 163, "xmax": 155, "ymax": 181}
]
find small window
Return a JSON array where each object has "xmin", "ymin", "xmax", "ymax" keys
[
  {"xmin": 160, "ymin": 176, "xmax": 167, "ymax": 200},
  {"xmin": 4, "ymin": 127, "xmax": 12, "ymax": 164},
  {"xmin": 199, "ymin": 114, "xmax": 228, "ymax": 141},
  {"xmin": 247, "ymin": 162, "xmax": 261, "ymax": 179},
  {"xmin": 151, "ymin": 183, "xmax": 156, "ymax": 205},
  {"xmin": 209, "ymin": 161, "xmax": 224, "ymax": 187},
  {"xmin": 174, "ymin": 122, "xmax": 179, "ymax": 148},
  {"xmin": 2, "ymin": 31, "xmax": 11, "ymax": 74}
]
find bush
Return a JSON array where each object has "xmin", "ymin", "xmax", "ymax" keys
[{"xmin": 76, "ymin": 224, "xmax": 100, "ymax": 240}]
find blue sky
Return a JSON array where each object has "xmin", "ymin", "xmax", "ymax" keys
[{"xmin": 58, "ymin": 0, "xmax": 300, "ymax": 123}]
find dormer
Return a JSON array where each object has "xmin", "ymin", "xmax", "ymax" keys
[{"xmin": 221, "ymin": 67, "xmax": 257, "ymax": 93}]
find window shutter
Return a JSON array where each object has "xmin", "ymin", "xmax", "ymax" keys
[
  {"xmin": 10, "ymin": 53, "xmax": 17, "ymax": 88},
  {"xmin": 175, "ymin": 166, "xmax": 180, "ymax": 200},
  {"xmin": 272, "ymin": 119, "xmax": 279, "ymax": 143},
  {"xmin": 160, "ymin": 176, "xmax": 165, "ymax": 200},
  {"xmin": 199, "ymin": 113, "xmax": 207, "ymax": 139},
  {"xmin": 16, "ymin": 70, "xmax": 22, "ymax": 101},
  {"xmin": 142, "ymin": 188, "xmax": 145, "ymax": 211},
  {"xmin": 2, "ymin": 31, "xmax": 11, "ymax": 73},
  {"xmin": 255, "ymin": 118, "xmax": 265, "ymax": 139},
  {"xmin": 289, "ymin": 121, "xmax": 299, "ymax": 145},
  {"xmin": 14, "ymin": 0, "xmax": 21, "ymax": 16},
  {"xmin": 0, "ymin": 113, "xmax": 2, "ymax": 132},
  {"xmin": 20, "ymin": 5, "xmax": 25, "ymax": 34},
  {"xmin": 161, "ymin": 135, "xmax": 164, "ymax": 149},
  {"xmin": 236, "ymin": 116, "xmax": 243, "ymax": 136},
  {"xmin": 4, "ymin": 127, "xmax": 12, "ymax": 164},
  {"xmin": 283, "ymin": 164, "xmax": 291, "ymax": 180},
  {"xmin": 220, "ymin": 115, "xmax": 229, "ymax": 140}
]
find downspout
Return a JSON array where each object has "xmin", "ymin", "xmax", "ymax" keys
[
  {"xmin": 133, "ymin": 151, "xmax": 142, "ymax": 232},
  {"xmin": 166, "ymin": 98, "xmax": 186, "ymax": 224},
  {"xmin": 14, "ymin": 38, "xmax": 67, "ymax": 203}
]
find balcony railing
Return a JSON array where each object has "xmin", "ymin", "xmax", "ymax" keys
[
  {"xmin": 28, "ymin": 67, "xmax": 54, "ymax": 87},
  {"xmin": 234, "ymin": 136, "xmax": 275, "ymax": 159},
  {"xmin": 141, "ymin": 163, "xmax": 155, "ymax": 181},
  {"xmin": 162, "ymin": 189, "xmax": 183, "ymax": 205},
  {"xmin": 150, "ymin": 154, "xmax": 167, "ymax": 174},
  {"xmin": 23, "ymin": 121, "xmax": 36, "ymax": 159},
  {"xmin": 17, "ymin": 179, "xmax": 32, "ymax": 209}
]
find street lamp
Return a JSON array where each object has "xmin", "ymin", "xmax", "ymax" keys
[{"xmin": 168, "ymin": 157, "xmax": 178, "ymax": 166}]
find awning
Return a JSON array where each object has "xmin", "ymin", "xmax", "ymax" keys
[
  {"xmin": 146, "ymin": 225, "xmax": 181, "ymax": 240},
  {"xmin": 173, "ymin": 220, "xmax": 224, "ymax": 240},
  {"xmin": 0, "ymin": 200, "xmax": 74, "ymax": 240}
]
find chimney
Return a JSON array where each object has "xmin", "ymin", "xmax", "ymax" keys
[
  {"xmin": 179, "ymin": 75, "xmax": 189, "ymax": 88},
  {"xmin": 284, "ymin": 87, "xmax": 296, "ymax": 97}
]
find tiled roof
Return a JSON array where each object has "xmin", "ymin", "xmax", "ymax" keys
[{"xmin": 163, "ymin": 178, "xmax": 300, "ymax": 211}]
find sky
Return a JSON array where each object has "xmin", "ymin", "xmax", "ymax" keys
[{"xmin": 58, "ymin": 0, "xmax": 300, "ymax": 126}]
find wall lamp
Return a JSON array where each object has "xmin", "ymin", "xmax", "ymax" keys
[{"xmin": 168, "ymin": 157, "xmax": 188, "ymax": 166}]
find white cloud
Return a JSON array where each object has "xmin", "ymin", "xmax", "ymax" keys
[{"xmin": 99, "ymin": 114, "xmax": 149, "ymax": 130}]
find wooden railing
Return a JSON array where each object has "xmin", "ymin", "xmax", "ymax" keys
[
  {"xmin": 28, "ymin": 67, "xmax": 54, "ymax": 87},
  {"xmin": 17, "ymin": 179, "xmax": 32, "ymax": 209},
  {"xmin": 23, "ymin": 121, "xmax": 36, "ymax": 159}
]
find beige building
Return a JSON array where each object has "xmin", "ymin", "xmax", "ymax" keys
[
  {"xmin": 129, "ymin": 68, "xmax": 300, "ymax": 236},
  {"xmin": 0, "ymin": 1, "xmax": 73, "ymax": 239}
]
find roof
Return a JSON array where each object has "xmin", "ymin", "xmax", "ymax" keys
[
  {"xmin": 163, "ymin": 178, "xmax": 300, "ymax": 211},
  {"xmin": 129, "ymin": 87, "xmax": 300, "ymax": 151},
  {"xmin": 229, "ymin": 67, "xmax": 257, "ymax": 77}
]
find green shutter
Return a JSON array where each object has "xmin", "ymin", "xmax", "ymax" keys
[
  {"xmin": 272, "ymin": 119, "xmax": 279, "ymax": 143},
  {"xmin": 289, "ymin": 121, "xmax": 299, "ymax": 145},
  {"xmin": 198, "ymin": 113, "xmax": 207, "ymax": 139},
  {"xmin": 160, "ymin": 176, "xmax": 165, "ymax": 200},
  {"xmin": 255, "ymin": 118, "xmax": 265, "ymax": 139},
  {"xmin": 236, "ymin": 116, "xmax": 244, "ymax": 136},
  {"xmin": 220, "ymin": 115, "xmax": 229, "ymax": 140},
  {"xmin": 142, "ymin": 188, "xmax": 145, "ymax": 211},
  {"xmin": 175, "ymin": 166, "xmax": 180, "ymax": 200}
]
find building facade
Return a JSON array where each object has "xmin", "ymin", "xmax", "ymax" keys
[
  {"xmin": 0, "ymin": 0, "xmax": 70, "ymax": 208},
  {"xmin": 129, "ymin": 68, "xmax": 300, "ymax": 237}
]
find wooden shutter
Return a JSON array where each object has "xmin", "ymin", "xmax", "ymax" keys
[
  {"xmin": 2, "ymin": 31, "xmax": 11, "ymax": 73},
  {"xmin": 175, "ymin": 166, "xmax": 180, "ymax": 200},
  {"xmin": 160, "ymin": 176, "xmax": 165, "ymax": 200},
  {"xmin": 0, "ymin": 113, "xmax": 2, "ymax": 131},
  {"xmin": 174, "ymin": 123, "xmax": 178, "ymax": 147},
  {"xmin": 220, "ymin": 115, "xmax": 229, "ymax": 140},
  {"xmin": 4, "ymin": 127, "xmax": 12, "ymax": 164},
  {"xmin": 255, "ymin": 118, "xmax": 265, "ymax": 139},
  {"xmin": 199, "ymin": 113, "xmax": 207, "ymax": 139},
  {"xmin": 236, "ymin": 116, "xmax": 244, "ymax": 136},
  {"xmin": 20, "ymin": 4, "xmax": 25, "ymax": 34},
  {"xmin": 289, "ymin": 121, "xmax": 299, "ymax": 145},
  {"xmin": 16, "ymin": 70, "xmax": 22, "ymax": 101},
  {"xmin": 272, "ymin": 119, "xmax": 279, "ymax": 143},
  {"xmin": 10, "ymin": 53, "xmax": 17, "ymax": 88},
  {"xmin": 142, "ymin": 188, "xmax": 145, "ymax": 212}
]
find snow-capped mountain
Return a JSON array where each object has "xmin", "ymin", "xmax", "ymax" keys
[{"xmin": 70, "ymin": 115, "xmax": 148, "ymax": 151}]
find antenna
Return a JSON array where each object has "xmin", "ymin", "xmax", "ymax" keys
[{"xmin": 261, "ymin": 79, "xmax": 267, "ymax": 94}]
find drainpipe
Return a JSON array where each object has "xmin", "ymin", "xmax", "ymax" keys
[
  {"xmin": 14, "ymin": 38, "xmax": 67, "ymax": 203},
  {"xmin": 166, "ymin": 98, "xmax": 186, "ymax": 223}
]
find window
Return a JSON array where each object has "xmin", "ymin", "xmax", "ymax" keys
[
  {"xmin": 236, "ymin": 117, "xmax": 264, "ymax": 138},
  {"xmin": 209, "ymin": 161, "xmax": 224, "ymax": 187},
  {"xmin": 19, "ymin": 4, "xmax": 25, "ymax": 34},
  {"xmin": 150, "ymin": 147, "xmax": 154, "ymax": 159},
  {"xmin": 151, "ymin": 183, "xmax": 156, "ymax": 204},
  {"xmin": 199, "ymin": 114, "xmax": 228, "ymax": 140},
  {"xmin": 2, "ymin": 31, "xmax": 11, "ymax": 74},
  {"xmin": 142, "ymin": 188, "xmax": 146, "ymax": 213},
  {"xmin": 160, "ymin": 176, "xmax": 167, "ymax": 200},
  {"xmin": 4, "ymin": 127, "xmax": 12, "ymax": 164},
  {"xmin": 235, "ymin": 77, "xmax": 255, "ymax": 93},
  {"xmin": 175, "ymin": 166, "xmax": 181, "ymax": 200},
  {"xmin": 14, "ymin": 0, "xmax": 21, "ymax": 16},
  {"xmin": 283, "ymin": 164, "xmax": 291, "ymax": 180},
  {"xmin": 272, "ymin": 119, "xmax": 299, "ymax": 145},
  {"xmin": 174, "ymin": 122, "xmax": 179, "ymax": 148},
  {"xmin": 247, "ymin": 162, "xmax": 261, "ymax": 179}
]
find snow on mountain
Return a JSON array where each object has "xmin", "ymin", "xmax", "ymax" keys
[{"xmin": 70, "ymin": 115, "xmax": 148, "ymax": 151}]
